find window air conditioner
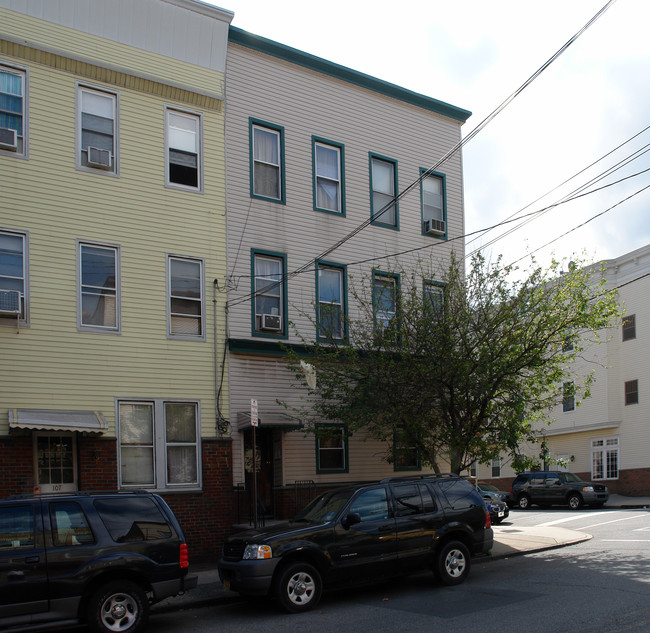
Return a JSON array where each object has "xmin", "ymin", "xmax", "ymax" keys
[
  {"xmin": 424, "ymin": 218, "xmax": 445, "ymax": 235},
  {"xmin": 0, "ymin": 127, "xmax": 17, "ymax": 151},
  {"xmin": 0, "ymin": 290, "xmax": 21, "ymax": 315},
  {"xmin": 261, "ymin": 313, "xmax": 282, "ymax": 331},
  {"xmin": 87, "ymin": 146, "xmax": 112, "ymax": 169}
]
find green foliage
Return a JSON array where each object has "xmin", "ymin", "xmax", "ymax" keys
[{"xmin": 283, "ymin": 253, "xmax": 621, "ymax": 474}]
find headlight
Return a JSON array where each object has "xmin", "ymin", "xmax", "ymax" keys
[
  {"xmin": 243, "ymin": 544, "xmax": 272, "ymax": 560},
  {"xmin": 582, "ymin": 486, "xmax": 594, "ymax": 493}
]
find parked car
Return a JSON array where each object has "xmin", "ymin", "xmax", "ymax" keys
[
  {"xmin": 510, "ymin": 471, "xmax": 609, "ymax": 510},
  {"xmin": 0, "ymin": 491, "xmax": 197, "ymax": 633},
  {"xmin": 218, "ymin": 474, "xmax": 493, "ymax": 612},
  {"xmin": 476, "ymin": 484, "xmax": 509, "ymax": 524}
]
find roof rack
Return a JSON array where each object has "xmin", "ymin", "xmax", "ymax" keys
[{"xmin": 379, "ymin": 473, "xmax": 460, "ymax": 484}]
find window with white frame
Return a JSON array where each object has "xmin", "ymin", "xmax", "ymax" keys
[
  {"xmin": 591, "ymin": 436, "xmax": 619, "ymax": 480},
  {"xmin": 370, "ymin": 155, "xmax": 398, "ymax": 227},
  {"xmin": 624, "ymin": 379, "xmax": 639, "ymax": 406},
  {"xmin": 0, "ymin": 229, "xmax": 27, "ymax": 322},
  {"xmin": 373, "ymin": 273, "xmax": 398, "ymax": 327},
  {"xmin": 78, "ymin": 85, "xmax": 117, "ymax": 172},
  {"xmin": 119, "ymin": 400, "xmax": 200, "ymax": 489},
  {"xmin": 0, "ymin": 65, "xmax": 27, "ymax": 156},
  {"xmin": 622, "ymin": 315, "xmax": 636, "ymax": 341},
  {"xmin": 78, "ymin": 242, "xmax": 119, "ymax": 331},
  {"xmin": 168, "ymin": 256, "xmax": 204, "ymax": 338},
  {"xmin": 166, "ymin": 107, "xmax": 202, "ymax": 190},
  {"xmin": 253, "ymin": 252, "xmax": 286, "ymax": 335},
  {"xmin": 313, "ymin": 139, "xmax": 343, "ymax": 213},
  {"xmin": 317, "ymin": 263, "xmax": 345, "ymax": 340},
  {"xmin": 316, "ymin": 424, "xmax": 347, "ymax": 473},
  {"xmin": 393, "ymin": 427, "xmax": 420, "ymax": 472},
  {"xmin": 421, "ymin": 172, "xmax": 445, "ymax": 236},
  {"xmin": 251, "ymin": 121, "xmax": 283, "ymax": 201},
  {"xmin": 491, "ymin": 458, "xmax": 501, "ymax": 478}
]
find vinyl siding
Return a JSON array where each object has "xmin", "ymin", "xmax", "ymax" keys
[
  {"xmin": 225, "ymin": 41, "xmax": 467, "ymax": 485},
  {"xmin": 0, "ymin": 14, "xmax": 227, "ymax": 440}
]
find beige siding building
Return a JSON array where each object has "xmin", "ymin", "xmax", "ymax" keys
[
  {"xmin": 478, "ymin": 244, "xmax": 650, "ymax": 497},
  {"xmin": 224, "ymin": 27, "xmax": 471, "ymax": 519},
  {"xmin": 0, "ymin": 0, "xmax": 233, "ymax": 553}
]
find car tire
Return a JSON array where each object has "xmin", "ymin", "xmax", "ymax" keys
[
  {"xmin": 567, "ymin": 493, "xmax": 584, "ymax": 510},
  {"xmin": 275, "ymin": 562, "xmax": 322, "ymax": 613},
  {"xmin": 517, "ymin": 494, "xmax": 531, "ymax": 510},
  {"xmin": 435, "ymin": 540, "xmax": 470, "ymax": 586},
  {"xmin": 87, "ymin": 580, "xmax": 149, "ymax": 633}
]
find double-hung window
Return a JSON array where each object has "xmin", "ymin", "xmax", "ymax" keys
[
  {"xmin": 0, "ymin": 64, "xmax": 27, "ymax": 156},
  {"xmin": 251, "ymin": 120, "xmax": 284, "ymax": 202},
  {"xmin": 168, "ymin": 256, "xmax": 204, "ymax": 339},
  {"xmin": 562, "ymin": 382, "xmax": 575, "ymax": 412},
  {"xmin": 316, "ymin": 424, "xmax": 348, "ymax": 473},
  {"xmin": 313, "ymin": 138, "xmax": 344, "ymax": 214},
  {"xmin": 317, "ymin": 263, "xmax": 346, "ymax": 341},
  {"xmin": 78, "ymin": 241, "xmax": 119, "ymax": 332},
  {"xmin": 252, "ymin": 251, "xmax": 286, "ymax": 336},
  {"xmin": 393, "ymin": 427, "xmax": 420, "ymax": 472},
  {"xmin": 118, "ymin": 400, "xmax": 200, "ymax": 490},
  {"xmin": 373, "ymin": 272, "xmax": 399, "ymax": 328},
  {"xmin": 423, "ymin": 281, "xmax": 444, "ymax": 315},
  {"xmin": 77, "ymin": 85, "xmax": 118, "ymax": 173},
  {"xmin": 624, "ymin": 379, "xmax": 638, "ymax": 406},
  {"xmin": 622, "ymin": 315, "xmax": 636, "ymax": 341},
  {"xmin": 166, "ymin": 107, "xmax": 202, "ymax": 191},
  {"xmin": 370, "ymin": 154, "xmax": 398, "ymax": 228},
  {"xmin": 421, "ymin": 170, "xmax": 446, "ymax": 237},
  {"xmin": 0, "ymin": 229, "xmax": 28, "ymax": 323}
]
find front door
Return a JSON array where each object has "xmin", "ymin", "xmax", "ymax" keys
[
  {"xmin": 0, "ymin": 501, "xmax": 48, "ymax": 620},
  {"xmin": 34, "ymin": 433, "xmax": 77, "ymax": 494},
  {"xmin": 244, "ymin": 429, "xmax": 274, "ymax": 518}
]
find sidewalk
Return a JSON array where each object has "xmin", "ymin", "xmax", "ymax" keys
[{"xmin": 153, "ymin": 493, "xmax": 650, "ymax": 613}]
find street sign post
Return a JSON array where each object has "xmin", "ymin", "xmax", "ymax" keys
[{"xmin": 251, "ymin": 399, "xmax": 259, "ymax": 528}]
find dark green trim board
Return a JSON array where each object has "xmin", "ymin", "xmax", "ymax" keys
[
  {"xmin": 229, "ymin": 27, "xmax": 471, "ymax": 123},
  {"xmin": 228, "ymin": 338, "xmax": 313, "ymax": 357}
]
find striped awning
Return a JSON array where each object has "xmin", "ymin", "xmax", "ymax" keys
[{"xmin": 9, "ymin": 409, "xmax": 108, "ymax": 434}]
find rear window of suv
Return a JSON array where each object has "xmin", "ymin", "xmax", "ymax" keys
[
  {"xmin": 437, "ymin": 479, "xmax": 479, "ymax": 509},
  {"xmin": 94, "ymin": 497, "xmax": 174, "ymax": 542}
]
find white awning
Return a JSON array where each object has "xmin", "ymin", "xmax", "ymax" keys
[
  {"xmin": 236, "ymin": 411, "xmax": 301, "ymax": 431},
  {"xmin": 9, "ymin": 409, "xmax": 108, "ymax": 434}
]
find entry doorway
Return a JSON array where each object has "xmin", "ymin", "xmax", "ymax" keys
[
  {"xmin": 243, "ymin": 428, "xmax": 274, "ymax": 518},
  {"xmin": 33, "ymin": 433, "xmax": 77, "ymax": 493}
]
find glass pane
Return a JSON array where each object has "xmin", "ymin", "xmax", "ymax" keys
[
  {"xmin": 319, "ymin": 449, "xmax": 344, "ymax": 470},
  {"xmin": 253, "ymin": 127, "xmax": 279, "ymax": 164},
  {"xmin": 120, "ymin": 446, "xmax": 154, "ymax": 485},
  {"xmin": 170, "ymin": 259, "xmax": 201, "ymax": 298},
  {"xmin": 94, "ymin": 498, "xmax": 172, "ymax": 541},
  {"xmin": 167, "ymin": 446, "xmax": 198, "ymax": 484},
  {"xmin": 119, "ymin": 403, "xmax": 153, "ymax": 444},
  {"xmin": 0, "ymin": 506, "xmax": 34, "ymax": 549},
  {"xmin": 372, "ymin": 159, "xmax": 394, "ymax": 195},
  {"xmin": 82, "ymin": 90, "xmax": 114, "ymax": 118},
  {"xmin": 350, "ymin": 488, "xmax": 389, "ymax": 521},
  {"xmin": 169, "ymin": 114, "xmax": 197, "ymax": 152},
  {"xmin": 0, "ymin": 233, "xmax": 24, "ymax": 278},
  {"xmin": 0, "ymin": 70, "xmax": 23, "ymax": 96},
  {"xmin": 319, "ymin": 268, "xmax": 342, "ymax": 304},
  {"xmin": 165, "ymin": 403, "xmax": 197, "ymax": 443},
  {"xmin": 317, "ymin": 179, "xmax": 340, "ymax": 211},
  {"xmin": 81, "ymin": 246, "xmax": 116, "ymax": 289},
  {"xmin": 316, "ymin": 144, "xmax": 339, "ymax": 179},
  {"xmin": 254, "ymin": 163, "xmax": 280, "ymax": 198}
]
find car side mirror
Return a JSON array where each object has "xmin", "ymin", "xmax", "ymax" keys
[
  {"xmin": 341, "ymin": 513, "xmax": 362, "ymax": 530},
  {"xmin": 555, "ymin": 480, "xmax": 562, "ymax": 486}
]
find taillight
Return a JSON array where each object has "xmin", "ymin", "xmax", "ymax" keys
[
  {"xmin": 485, "ymin": 509, "xmax": 492, "ymax": 529},
  {"xmin": 180, "ymin": 543, "xmax": 189, "ymax": 568}
]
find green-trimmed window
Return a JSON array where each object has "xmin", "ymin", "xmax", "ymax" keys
[
  {"xmin": 251, "ymin": 120, "xmax": 284, "ymax": 202},
  {"xmin": 252, "ymin": 251, "xmax": 287, "ymax": 337},
  {"xmin": 313, "ymin": 138, "xmax": 344, "ymax": 214},
  {"xmin": 317, "ymin": 263, "xmax": 346, "ymax": 340},
  {"xmin": 316, "ymin": 424, "xmax": 348, "ymax": 473},
  {"xmin": 421, "ymin": 171, "xmax": 446, "ymax": 237},
  {"xmin": 370, "ymin": 154, "xmax": 398, "ymax": 228},
  {"xmin": 373, "ymin": 272, "xmax": 399, "ymax": 328}
]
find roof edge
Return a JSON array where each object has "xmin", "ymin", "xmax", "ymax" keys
[{"xmin": 228, "ymin": 26, "xmax": 471, "ymax": 123}]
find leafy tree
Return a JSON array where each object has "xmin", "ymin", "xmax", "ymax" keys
[{"xmin": 284, "ymin": 253, "xmax": 621, "ymax": 475}]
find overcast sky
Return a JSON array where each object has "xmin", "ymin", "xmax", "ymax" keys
[{"xmin": 211, "ymin": 0, "xmax": 650, "ymax": 270}]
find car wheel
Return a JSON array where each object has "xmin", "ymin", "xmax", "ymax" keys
[
  {"xmin": 87, "ymin": 580, "xmax": 148, "ymax": 633},
  {"xmin": 275, "ymin": 562, "xmax": 322, "ymax": 613},
  {"xmin": 517, "ymin": 494, "xmax": 531, "ymax": 510},
  {"xmin": 567, "ymin": 493, "xmax": 584, "ymax": 510},
  {"xmin": 435, "ymin": 540, "xmax": 470, "ymax": 586}
]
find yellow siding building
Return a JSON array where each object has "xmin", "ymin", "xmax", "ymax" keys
[{"xmin": 0, "ymin": 0, "xmax": 233, "ymax": 554}]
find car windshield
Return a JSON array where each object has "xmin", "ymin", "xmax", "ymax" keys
[
  {"xmin": 294, "ymin": 489, "xmax": 352, "ymax": 523},
  {"xmin": 558, "ymin": 472, "xmax": 583, "ymax": 483},
  {"xmin": 479, "ymin": 483, "xmax": 499, "ymax": 492}
]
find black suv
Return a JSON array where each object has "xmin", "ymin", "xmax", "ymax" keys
[
  {"xmin": 0, "ymin": 491, "xmax": 196, "ymax": 633},
  {"xmin": 218, "ymin": 474, "xmax": 493, "ymax": 612},
  {"xmin": 510, "ymin": 471, "xmax": 610, "ymax": 510}
]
